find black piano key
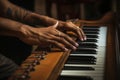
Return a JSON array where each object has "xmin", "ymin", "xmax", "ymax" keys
[
  {"xmin": 77, "ymin": 43, "xmax": 98, "ymax": 48},
  {"xmin": 76, "ymin": 48, "xmax": 97, "ymax": 52},
  {"xmin": 63, "ymin": 66, "xmax": 95, "ymax": 70},
  {"xmin": 58, "ymin": 76, "xmax": 93, "ymax": 80},
  {"xmin": 72, "ymin": 51, "xmax": 96, "ymax": 54},
  {"xmin": 86, "ymin": 34, "xmax": 99, "ymax": 38},
  {"xmin": 77, "ymin": 38, "xmax": 98, "ymax": 43},
  {"xmin": 83, "ymin": 28, "xmax": 100, "ymax": 32},
  {"xmin": 85, "ymin": 39, "xmax": 98, "ymax": 42},
  {"xmin": 66, "ymin": 60, "xmax": 95, "ymax": 64},
  {"xmin": 68, "ymin": 56, "xmax": 96, "ymax": 60},
  {"xmin": 84, "ymin": 31, "xmax": 99, "ymax": 34},
  {"xmin": 66, "ymin": 56, "xmax": 96, "ymax": 64},
  {"xmin": 83, "ymin": 26, "xmax": 100, "ymax": 28}
]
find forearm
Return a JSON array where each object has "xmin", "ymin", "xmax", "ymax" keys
[
  {"xmin": 0, "ymin": 0, "xmax": 59, "ymax": 26},
  {"xmin": 24, "ymin": 13, "xmax": 58, "ymax": 26},
  {"xmin": 0, "ymin": 17, "xmax": 31, "ymax": 39}
]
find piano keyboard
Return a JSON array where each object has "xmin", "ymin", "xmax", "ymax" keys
[{"xmin": 59, "ymin": 26, "xmax": 107, "ymax": 80}]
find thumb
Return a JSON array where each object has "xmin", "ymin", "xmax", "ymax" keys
[{"xmin": 52, "ymin": 21, "xmax": 59, "ymax": 28}]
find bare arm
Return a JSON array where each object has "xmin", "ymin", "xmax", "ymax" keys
[
  {"xmin": 0, "ymin": 17, "xmax": 79, "ymax": 51},
  {"xmin": 0, "ymin": 0, "xmax": 86, "ymax": 42},
  {"xmin": 0, "ymin": 0, "xmax": 57, "ymax": 26},
  {"xmin": 0, "ymin": 17, "xmax": 27, "ymax": 38}
]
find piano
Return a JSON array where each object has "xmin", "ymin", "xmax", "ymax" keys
[
  {"xmin": 8, "ymin": 12, "xmax": 119, "ymax": 80},
  {"xmin": 9, "ymin": 12, "xmax": 120, "ymax": 80}
]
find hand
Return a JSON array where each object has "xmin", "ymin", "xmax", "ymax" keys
[
  {"xmin": 57, "ymin": 21, "xmax": 86, "ymax": 41},
  {"xmin": 19, "ymin": 22, "xmax": 79, "ymax": 51}
]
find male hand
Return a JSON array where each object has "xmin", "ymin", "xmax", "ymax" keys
[
  {"xmin": 57, "ymin": 21, "xmax": 86, "ymax": 41},
  {"xmin": 19, "ymin": 22, "xmax": 79, "ymax": 51}
]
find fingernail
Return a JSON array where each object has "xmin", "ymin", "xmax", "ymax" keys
[
  {"xmin": 84, "ymin": 36, "xmax": 87, "ymax": 40},
  {"xmin": 73, "ymin": 46, "xmax": 77, "ymax": 50},
  {"xmin": 64, "ymin": 48, "xmax": 68, "ymax": 51},
  {"xmin": 75, "ymin": 43, "xmax": 79, "ymax": 47},
  {"xmin": 81, "ymin": 38, "xmax": 83, "ymax": 41}
]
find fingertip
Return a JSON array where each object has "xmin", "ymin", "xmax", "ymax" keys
[
  {"xmin": 80, "ymin": 37, "xmax": 84, "ymax": 41},
  {"xmin": 84, "ymin": 36, "xmax": 87, "ymax": 40},
  {"xmin": 64, "ymin": 48, "xmax": 69, "ymax": 51},
  {"xmin": 75, "ymin": 43, "xmax": 79, "ymax": 47}
]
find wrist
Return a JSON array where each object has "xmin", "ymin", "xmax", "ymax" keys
[{"xmin": 17, "ymin": 24, "xmax": 33, "ymax": 39}]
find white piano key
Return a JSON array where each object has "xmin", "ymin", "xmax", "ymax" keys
[
  {"xmin": 97, "ymin": 26, "xmax": 107, "ymax": 46},
  {"xmin": 61, "ymin": 70, "xmax": 104, "ymax": 77},
  {"xmin": 93, "ymin": 77, "xmax": 104, "ymax": 80},
  {"xmin": 64, "ymin": 64, "xmax": 105, "ymax": 69},
  {"xmin": 84, "ymin": 27, "xmax": 107, "ymax": 46},
  {"xmin": 64, "ymin": 66, "xmax": 104, "ymax": 71}
]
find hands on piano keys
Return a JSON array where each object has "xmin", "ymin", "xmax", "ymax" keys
[{"xmin": 9, "ymin": 16, "xmax": 115, "ymax": 80}]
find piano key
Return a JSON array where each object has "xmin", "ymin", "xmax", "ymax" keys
[
  {"xmin": 66, "ymin": 61, "xmax": 95, "ymax": 64},
  {"xmin": 68, "ymin": 55, "xmax": 96, "ymax": 60},
  {"xmin": 74, "ymin": 48, "xmax": 98, "ymax": 55},
  {"xmin": 83, "ymin": 26, "xmax": 100, "ymax": 28},
  {"xmin": 97, "ymin": 28, "xmax": 107, "ymax": 46},
  {"xmin": 76, "ymin": 46, "xmax": 105, "ymax": 52},
  {"xmin": 86, "ymin": 34, "xmax": 99, "ymax": 38},
  {"xmin": 83, "ymin": 28, "xmax": 100, "ymax": 32},
  {"xmin": 66, "ymin": 56, "xmax": 96, "ymax": 64},
  {"xmin": 63, "ymin": 66, "xmax": 95, "ymax": 70},
  {"xmin": 77, "ymin": 43, "xmax": 98, "ymax": 48},
  {"xmin": 72, "ymin": 51, "xmax": 97, "ymax": 54},
  {"xmin": 58, "ymin": 76, "xmax": 93, "ymax": 80},
  {"xmin": 59, "ymin": 76, "xmax": 103, "ymax": 80},
  {"xmin": 71, "ymin": 47, "xmax": 106, "ymax": 55},
  {"xmin": 64, "ymin": 64, "xmax": 105, "ymax": 69},
  {"xmin": 61, "ymin": 70, "xmax": 104, "ymax": 77},
  {"xmin": 77, "ymin": 38, "xmax": 98, "ymax": 42},
  {"xmin": 70, "ymin": 48, "xmax": 106, "ymax": 64},
  {"xmin": 70, "ymin": 54, "xmax": 102, "ymax": 58},
  {"xmin": 84, "ymin": 31, "xmax": 99, "ymax": 34},
  {"xmin": 59, "ymin": 26, "xmax": 107, "ymax": 80}
]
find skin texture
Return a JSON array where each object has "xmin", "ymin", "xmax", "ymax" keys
[{"xmin": 0, "ymin": 0, "xmax": 86, "ymax": 51}]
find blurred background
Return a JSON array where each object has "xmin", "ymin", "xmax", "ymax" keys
[{"xmin": 9, "ymin": 0, "xmax": 116, "ymax": 21}]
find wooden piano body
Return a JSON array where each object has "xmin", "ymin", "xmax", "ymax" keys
[{"xmin": 8, "ymin": 12, "xmax": 118, "ymax": 80}]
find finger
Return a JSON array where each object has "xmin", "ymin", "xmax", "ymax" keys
[
  {"xmin": 70, "ymin": 24, "xmax": 86, "ymax": 41},
  {"xmin": 48, "ymin": 39, "xmax": 69, "ymax": 51},
  {"xmin": 65, "ymin": 22, "xmax": 86, "ymax": 41},
  {"xmin": 53, "ymin": 35, "xmax": 77, "ymax": 51},
  {"xmin": 76, "ymin": 26, "xmax": 85, "ymax": 41},
  {"xmin": 79, "ymin": 28, "xmax": 87, "ymax": 40},
  {"xmin": 58, "ymin": 31, "xmax": 79, "ymax": 48},
  {"xmin": 47, "ymin": 32, "xmax": 77, "ymax": 51},
  {"xmin": 47, "ymin": 27, "xmax": 79, "ymax": 50}
]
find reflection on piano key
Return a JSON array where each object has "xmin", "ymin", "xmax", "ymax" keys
[{"xmin": 58, "ymin": 26, "xmax": 107, "ymax": 80}]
